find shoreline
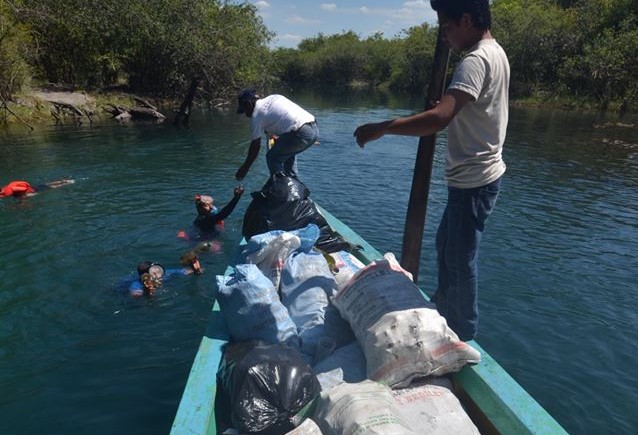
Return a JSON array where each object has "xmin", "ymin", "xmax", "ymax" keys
[{"xmin": 0, "ymin": 86, "xmax": 632, "ymax": 131}]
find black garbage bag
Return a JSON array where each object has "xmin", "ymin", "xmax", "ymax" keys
[
  {"xmin": 215, "ymin": 340, "xmax": 321, "ymax": 434},
  {"xmin": 242, "ymin": 172, "xmax": 360, "ymax": 254}
]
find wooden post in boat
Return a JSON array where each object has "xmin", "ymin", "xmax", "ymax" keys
[{"xmin": 400, "ymin": 25, "xmax": 450, "ymax": 283}]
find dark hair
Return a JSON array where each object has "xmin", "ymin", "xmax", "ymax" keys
[
  {"xmin": 137, "ymin": 261, "xmax": 152, "ymax": 276},
  {"xmin": 430, "ymin": 0, "xmax": 492, "ymax": 31}
]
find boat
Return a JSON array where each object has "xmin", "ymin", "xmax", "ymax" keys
[{"xmin": 170, "ymin": 205, "xmax": 568, "ymax": 435}]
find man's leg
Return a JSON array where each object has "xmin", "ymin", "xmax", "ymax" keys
[
  {"xmin": 437, "ymin": 178, "xmax": 501, "ymax": 341},
  {"xmin": 266, "ymin": 123, "xmax": 318, "ymax": 176}
]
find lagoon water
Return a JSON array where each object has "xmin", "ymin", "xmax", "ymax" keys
[{"xmin": 1, "ymin": 90, "xmax": 637, "ymax": 434}]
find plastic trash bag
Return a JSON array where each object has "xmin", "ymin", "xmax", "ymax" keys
[
  {"xmin": 215, "ymin": 340, "xmax": 321, "ymax": 434},
  {"xmin": 216, "ymin": 264, "xmax": 299, "ymax": 346},
  {"xmin": 234, "ymin": 224, "xmax": 321, "ymax": 289},
  {"xmin": 280, "ymin": 249, "xmax": 334, "ymax": 356},
  {"xmin": 242, "ymin": 172, "xmax": 359, "ymax": 254}
]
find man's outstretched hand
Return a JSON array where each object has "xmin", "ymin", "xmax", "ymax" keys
[{"xmin": 353, "ymin": 121, "xmax": 388, "ymax": 148}]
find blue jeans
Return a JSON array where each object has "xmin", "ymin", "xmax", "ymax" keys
[
  {"xmin": 432, "ymin": 176, "xmax": 502, "ymax": 341},
  {"xmin": 266, "ymin": 122, "xmax": 318, "ymax": 176}
]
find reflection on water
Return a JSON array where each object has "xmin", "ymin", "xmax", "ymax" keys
[{"xmin": 1, "ymin": 96, "xmax": 637, "ymax": 435}]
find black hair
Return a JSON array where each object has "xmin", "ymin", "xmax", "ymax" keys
[
  {"xmin": 137, "ymin": 261, "xmax": 152, "ymax": 276},
  {"xmin": 430, "ymin": 0, "xmax": 492, "ymax": 31}
]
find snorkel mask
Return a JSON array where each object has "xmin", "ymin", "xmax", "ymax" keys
[{"xmin": 147, "ymin": 263, "xmax": 165, "ymax": 280}]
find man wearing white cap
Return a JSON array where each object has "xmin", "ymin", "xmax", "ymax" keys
[{"xmin": 235, "ymin": 89, "xmax": 319, "ymax": 180}]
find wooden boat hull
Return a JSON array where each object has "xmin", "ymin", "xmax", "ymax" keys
[{"xmin": 171, "ymin": 206, "xmax": 567, "ymax": 435}]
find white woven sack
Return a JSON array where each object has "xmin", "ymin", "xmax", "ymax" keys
[
  {"xmin": 332, "ymin": 253, "xmax": 480, "ymax": 388},
  {"xmin": 366, "ymin": 308, "xmax": 481, "ymax": 387},
  {"xmin": 392, "ymin": 379, "xmax": 480, "ymax": 435},
  {"xmin": 314, "ymin": 380, "xmax": 417, "ymax": 435},
  {"xmin": 285, "ymin": 418, "xmax": 323, "ymax": 435}
]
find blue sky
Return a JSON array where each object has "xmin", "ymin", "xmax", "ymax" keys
[{"xmin": 252, "ymin": 1, "xmax": 438, "ymax": 48}]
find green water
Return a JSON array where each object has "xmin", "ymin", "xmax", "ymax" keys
[{"xmin": 1, "ymin": 90, "xmax": 637, "ymax": 434}]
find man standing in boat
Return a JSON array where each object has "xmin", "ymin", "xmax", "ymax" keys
[
  {"xmin": 353, "ymin": 0, "xmax": 509, "ymax": 341},
  {"xmin": 235, "ymin": 89, "xmax": 319, "ymax": 180}
]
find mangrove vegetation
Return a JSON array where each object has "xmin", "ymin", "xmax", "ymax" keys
[{"xmin": 1, "ymin": 0, "xmax": 637, "ymax": 124}]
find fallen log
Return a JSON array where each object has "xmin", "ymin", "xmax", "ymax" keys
[
  {"xmin": 51, "ymin": 100, "xmax": 84, "ymax": 117},
  {"xmin": 129, "ymin": 107, "xmax": 165, "ymax": 120},
  {"xmin": 105, "ymin": 104, "xmax": 165, "ymax": 121},
  {"xmin": 132, "ymin": 96, "xmax": 158, "ymax": 111}
]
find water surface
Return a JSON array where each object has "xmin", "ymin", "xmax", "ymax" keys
[{"xmin": 1, "ymin": 91, "xmax": 637, "ymax": 434}]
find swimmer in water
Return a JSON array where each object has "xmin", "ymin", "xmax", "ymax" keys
[
  {"xmin": 0, "ymin": 179, "xmax": 75, "ymax": 199},
  {"xmin": 193, "ymin": 186, "xmax": 245, "ymax": 232},
  {"xmin": 129, "ymin": 258, "xmax": 202, "ymax": 297}
]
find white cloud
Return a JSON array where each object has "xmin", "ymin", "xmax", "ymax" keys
[
  {"xmin": 285, "ymin": 15, "xmax": 321, "ymax": 25},
  {"xmin": 279, "ymin": 33, "xmax": 303, "ymax": 43},
  {"xmin": 320, "ymin": 3, "xmax": 337, "ymax": 11},
  {"xmin": 255, "ymin": 1, "xmax": 270, "ymax": 9},
  {"xmin": 404, "ymin": 0, "xmax": 429, "ymax": 9},
  {"xmin": 354, "ymin": 1, "xmax": 434, "ymax": 24}
]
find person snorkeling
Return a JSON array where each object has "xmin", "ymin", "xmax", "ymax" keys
[
  {"xmin": 0, "ymin": 179, "xmax": 74, "ymax": 198},
  {"xmin": 128, "ymin": 256, "xmax": 202, "ymax": 297},
  {"xmin": 178, "ymin": 186, "xmax": 245, "ymax": 241}
]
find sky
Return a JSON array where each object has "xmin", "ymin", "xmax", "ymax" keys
[{"xmin": 251, "ymin": 1, "xmax": 438, "ymax": 48}]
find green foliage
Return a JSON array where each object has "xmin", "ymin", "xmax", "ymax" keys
[
  {"xmin": 388, "ymin": 24, "xmax": 437, "ymax": 92},
  {"xmin": 0, "ymin": 2, "xmax": 32, "ymax": 98},
  {"xmin": 273, "ymin": 30, "xmax": 424, "ymax": 90},
  {"xmin": 492, "ymin": 0, "xmax": 579, "ymax": 96},
  {"xmin": 560, "ymin": 16, "xmax": 638, "ymax": 104},
  {"xmin": 10, "ymin": 0, "xmax": 272, "ymax": 97},
  {"xmin": 2, "ymin": 0, "xmax": 637, "ymax": 110}
]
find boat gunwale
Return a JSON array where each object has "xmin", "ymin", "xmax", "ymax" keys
[{"xmin": 170, "ymin": 206, "xmax": 567, "ymax": 435}]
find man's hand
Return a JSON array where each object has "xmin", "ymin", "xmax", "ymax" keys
[
  {"xmin": 234, "ymin": 186, "xmax": 245, "ymax": 196},
  {"xmin": 353, "ymin": 121, "xmax": 388, "ymax": 148}
]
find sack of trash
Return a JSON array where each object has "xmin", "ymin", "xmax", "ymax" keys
[
  {"xmin": 313, "ymin": 380, "xmax": 417, "ymax": 435},
  {"xmin": 234, "ymin": 224, "xmax": 320, "ymax": 290},
  {"xmin": 216, "ymin": 264, "xmax": 299, "ymax": 346},
  {"xmin": 215, "ymin": 340, "xmax": 321, "ymax": 434},
  {"xmin": 242, "ymin": 172, "xmax": 358, "ymax": 254},
  {"xmin": 391, "ymin": 378, "xmax": 480, "ymax": 435},
  {"xmin": 332, "ymin": 253, "xmax": 481, "ymax": 388}
]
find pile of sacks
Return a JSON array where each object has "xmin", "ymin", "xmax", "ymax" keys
[{"xmin": 214, "ymin": 223, "xmax": 482, "ymax": 435}]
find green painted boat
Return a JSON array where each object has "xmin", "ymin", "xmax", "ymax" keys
[{"xmin": 170, "ymin": 206, "xmax": 568, "ymax": 435}]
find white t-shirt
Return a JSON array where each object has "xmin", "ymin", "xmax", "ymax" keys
[
  {"xmin": 250, "ymin": 95, "xmax": 315, "ymax": 140},
  {"xmin": 445, "ymin": 38, "xmax": 510, "ymax": 189}
]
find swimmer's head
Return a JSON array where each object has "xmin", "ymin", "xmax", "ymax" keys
[
  {"xmin": 137, "ymin": 261, "xmax": 152, "ymax": 276},
  {"xmin": 137, "ymin": 261, "xmax": 165, "ymax": 279},
  {"xmin": 194, "ymin": 241, "xmax": 213, "ymax": 253},
  {"xmin": 140, "ymin": 273, "xmax": 159, "ymax": 295},
  {"xmin": 180, "ymin": 251, "xmax": 203, "ymax": 275},
  {"xmin": 195, "ymin": 195, "xmax": 214, "ymax": 215}
]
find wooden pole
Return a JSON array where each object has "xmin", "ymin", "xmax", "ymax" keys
[{"xmin": 400, "ymin": 26, "xmax": 450, "ymax": 283}]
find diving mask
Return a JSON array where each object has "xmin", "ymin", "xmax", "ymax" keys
[{"xmin": 148, "ymin": 263, "xmax": 165, "ymax": 280}]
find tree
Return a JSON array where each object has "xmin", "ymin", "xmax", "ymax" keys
[{"xmin": 0, "ymin": 1, "xmax": 32, "ymax": 98}]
